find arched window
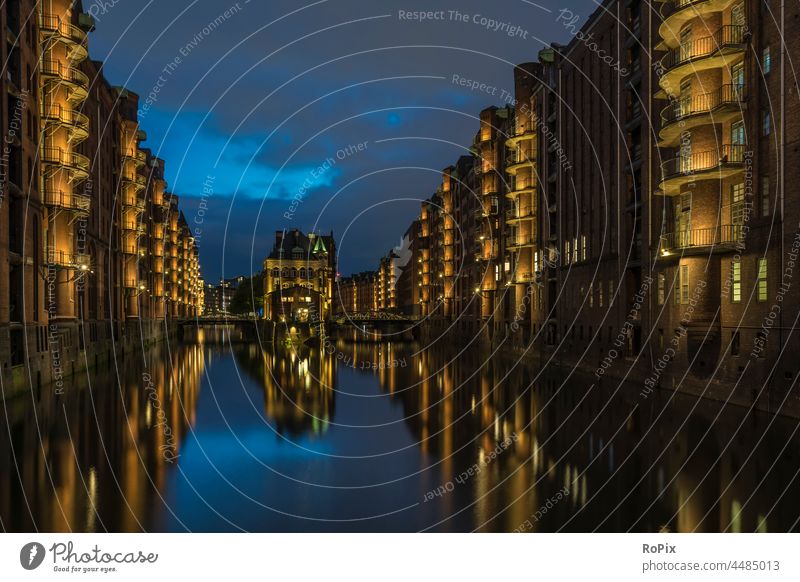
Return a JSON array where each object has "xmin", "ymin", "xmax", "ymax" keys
[
  {"xmin": 281, "ymin": 268, "xmax": 289, "ymax": 278},
  {"xmin": 290, "ymin": 268, "xmax": 297, "ymax": 278},
  {"xmin": 308, "ymin": 268, "xmax": 314, "ymax": 278},
  {"xmin": 272, "ymin": 268, "xmax": 280, "ymax": 278},
  {"xmin": 299, "ymin": 268, "xmax": 306, "ymax": 278}
]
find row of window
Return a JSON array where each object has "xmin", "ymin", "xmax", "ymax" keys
[
  {"xmin": 730, "ymin": 258, "xmax": 769, "ymax": 303},
  {"xmin": 276, "ymin": 282, "xmax": 315, "ymax": 290},
  {"xmin": 270, "ymin": 267, "xmax": 319, "ymax": 278},
  {"xmin": 577, "ymin": 280, "xmax": 616, "ymax": 309},
  {"xmin": 564, "ymin": 235, "xmax": 588, "ymax": 265},
  {"xmin": 656, "ymin": 259, "xmax": 769, "ymax": 306}
]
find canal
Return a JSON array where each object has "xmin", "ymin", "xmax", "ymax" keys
[{"xmin": 2, "ymin": 326, "xmax": 799, "ymax": 532}]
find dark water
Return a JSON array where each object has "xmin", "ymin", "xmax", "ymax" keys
[{"xmin": 2, "ymin": 325, "xmax": 799, "ymax": 532}]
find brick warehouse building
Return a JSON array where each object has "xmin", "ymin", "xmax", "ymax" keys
[
  {"xmin": 382, "ymin": 0, "xmax": 800, "ymax": 414},
  {"xmin": 0, "ymin": 1, "xmax": 202, "ymax": 394},
  {"xmin": 263, "ymin": 229, "xmax": 336, "ymax": 323}
]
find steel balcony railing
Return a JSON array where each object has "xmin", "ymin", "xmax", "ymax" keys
[
  {"xmin": 43, "ymin": 247, "xmax": 91, "ymax": 270},
  {"xmin": 40, "ymin": 103, "xmax": 90, "ymax": 140},
  {"xmin": 40, "ymin": 58, "xmax": 90, "ymax": 91},
  {"xmin": 39, "ymin": 14, "xmax": 88, "ymax": 57},
  {"xmin": 660, "ymin": 224, "xmax": 743, "ymax": 252},
  {"xmin": 122, "ymin": 197, "xmax": 146, "ymax": 212},
  {"xmin": 507, "ymin": 235, "xmax": 536, "ymax": 249},
  {"xmin": 43, "ymin": 189, "xmax": 91, "ymax": 214},
  {"xmin": 41, "ymin": 146, "xmax": 90, "ymax": 178},
  {"xmin": 661, "ymin": 144, "xmax": 746, "ymax": 180},
  {"xmin": 661, "ymin": 25, "xmax": 747, "ymax": 72},
  {"xmin": 662, "ymin": 84, "xmax": 745, "ymax": 125}
]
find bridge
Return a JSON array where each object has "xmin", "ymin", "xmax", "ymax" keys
[
  {"xmin": 177, "ymin": 312, "xmax": 420, "ymax": 344},
  {"xmin": 177, "ymin": 317, "xmax": 274, "ymax": 343},
  {"xmin": 335, "ymin": 311, "xmax": 417, "ymax": 323}
]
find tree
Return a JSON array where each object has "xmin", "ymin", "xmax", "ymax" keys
[{"xmin": 228, "ymin": 273, "xmax": 264, "ymax": 315}]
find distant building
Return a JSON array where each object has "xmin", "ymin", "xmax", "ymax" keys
[
  {"xmin": 203, "ymin": 277, "xmax": 243, "ymax": 315},
  {"xmin": 336, "ymin": 271, "xmax": 378, "ymax": 315},
  {"xmin": 395, "ymin": 221, "xmax": 420, "ymax": 316},
  {"xmin": 262, "ymin": 230, "xmax": 336, "ymax": 322},
  {"xmin": 335, "ymin": 242, "xmax": 412, "ymax": 317}
]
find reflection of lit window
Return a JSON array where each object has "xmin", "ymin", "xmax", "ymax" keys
[{"xmin": 731, "ymin": 500, "xmax": 743, "ymax": 533}]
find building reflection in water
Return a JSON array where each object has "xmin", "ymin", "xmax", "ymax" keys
[
  {"xmin": 346, "ymin": 341, "xmax": 798, "ymax": 532},
  {"xmin": 1, "ymin": 330, "xmax": 798, "ymax": 532},
  {"xmin": 233, "ymin": 342, "xmax": 335, "ymax": 438},
  {"xmin": 0, "ymin": 342, "xmax": 205, "ymax": 532}
]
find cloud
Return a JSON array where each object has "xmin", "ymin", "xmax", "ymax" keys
[{"xmin": 141, "ymin": 109, "xmax": 339, "ymax": 200}]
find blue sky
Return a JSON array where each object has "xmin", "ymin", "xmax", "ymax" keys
[{"xmin": 86, "ymin": 0, "xmax": 597, "ymax": 281}]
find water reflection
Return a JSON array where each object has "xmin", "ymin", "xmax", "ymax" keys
[
  {"xmin": 0, "ymin": 342, "xmax": 205, "ymax": 532},
  {"xmin": 237, "ymin": 343, "xmax": 335, "ymax": 437},
  {"xmin": 1, "ymin": 328, "xmax": 798, "ymax": 532}
]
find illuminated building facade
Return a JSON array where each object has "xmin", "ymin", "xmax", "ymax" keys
[
  {"xmin": 391, "ymin": 0, "xmax": 799, "ymax": 411},
  {"xmin": 0, "ymin": 1, "xmax": 202, "ymax": 393},
  {"xmin": 262, "ymin": 229, "xmax": 336, "ymax": 323}
]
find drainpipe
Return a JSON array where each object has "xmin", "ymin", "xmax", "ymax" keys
[
  {"xmin": 647, "ymin": 2, "xmax": 654, "ymax": 372},
  {"xmin": 778, "ymin": 0, "xmax": 785, "ymax": 409}
]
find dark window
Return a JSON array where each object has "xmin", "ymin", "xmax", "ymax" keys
[{"xmin": 731, "ymin": 331, "xmax": 740, "ymax": 356}]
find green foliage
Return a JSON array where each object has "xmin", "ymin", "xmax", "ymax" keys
[{"xmin": 228, "ymin": 273, "xmax": 264, "ymax": 314}]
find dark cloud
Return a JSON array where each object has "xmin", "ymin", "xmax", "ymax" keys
[{"xmin": 88, "ymin": 0, "xmax": 597, "ymax": 280}]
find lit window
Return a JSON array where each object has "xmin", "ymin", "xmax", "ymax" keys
[
  {"xmin": 677, "ymin": 265, "xmax": 689, "ymax": 304},
  {"xmin": 580, "ymin": 235, "xmax": 587, "ymax": 261},
  {"xmin": 589, "ymin": 285, "xmax": 594, "ymax": 308},
  {"xmin": 763, "ymin": 46, "xmax": 771, "ymax": 74},
  {"xmin": 757, "ymin": 258, "xmax": 768, "ymax": 301},
  {"xmin": 573, "ymin": 237, "xmax": 579, "ymax": 263},
  {"xmin": 565, "ymin": 240, "xmax": 571, "ymax": 265},
  {"xmin": 731, "ymin": 260, "xmax": 741, "ymax": 303},
  {"xmin": 599, "ymin": 281, "xmax": 604, "ymax": 307}
]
